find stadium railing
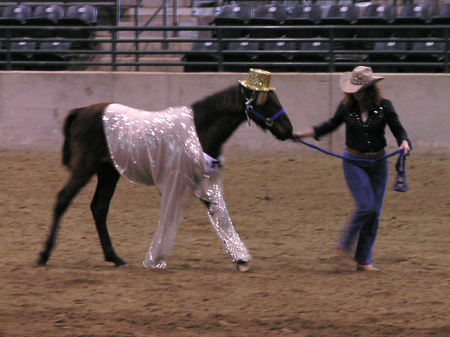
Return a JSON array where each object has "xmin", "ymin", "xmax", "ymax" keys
[{"xmin": 0, "ymin": 24, "xmax": 449, "ymax": 72}]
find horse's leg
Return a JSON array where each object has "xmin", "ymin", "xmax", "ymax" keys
[
  {"xmin": 143, "ymin": 173, "xmax": 191, "ymax": 269},
  {"xmin": 90, "ymin": 162, "xmax": 125, "ymax": 267},
  {"xmin": 199, "ymin": 173, "xmax": 252, "ymax": 272},
  {"xmin": 37, "ymin": 170, "xmax": 94, "ymax": 265},
  {"xmin": 38, "ymin": 104, "xmax": 110, "ymax": 266}
]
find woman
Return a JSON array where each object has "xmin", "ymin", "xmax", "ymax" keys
[{"xmin": 294, "ymin": 66, "xmax": 411, "ymax": 272}]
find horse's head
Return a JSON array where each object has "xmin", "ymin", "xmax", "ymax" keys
[{"xmin": 241, "ymin": 86, "xmax": 293, "ymax": 141}]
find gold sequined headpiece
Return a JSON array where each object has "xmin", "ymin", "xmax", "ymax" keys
[
  {"xmin": 340, "ymin": 66, "xmax": 384, "ymax": 94},
  {"xmin": 239, "ymin": 68, "xmax": 276, "ymax": 91}
]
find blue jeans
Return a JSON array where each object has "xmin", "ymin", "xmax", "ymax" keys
[{"xmin": 340, "ymin": 150, "xmax": 389, "ymax": 265}]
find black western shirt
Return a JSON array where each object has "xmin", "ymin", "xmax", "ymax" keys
[{"xmin": 313, "ymin": 99, "xmax": 412, "ymax": 153}]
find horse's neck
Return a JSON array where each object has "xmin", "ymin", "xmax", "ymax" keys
[{"xmin": 195, "ymin": 108, "xmax": 246, "ymax": 159}]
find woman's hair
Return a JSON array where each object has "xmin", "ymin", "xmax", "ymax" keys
[{"xmin": 343, "ymin": 84, "xmax": 383, "ymax": 111}]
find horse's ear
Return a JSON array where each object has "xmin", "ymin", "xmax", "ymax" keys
[
  {"xmin": 240, "ymin": 85, "xmax": 253, "ymax": 97},
  {"xmin": 256, "ymin": 91, "xmax": 268, "ymax": 105}
]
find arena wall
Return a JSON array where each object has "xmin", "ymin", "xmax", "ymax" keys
[{"xmin": 0, "ymin": 71, "xmax": 448, "ymax": 154}]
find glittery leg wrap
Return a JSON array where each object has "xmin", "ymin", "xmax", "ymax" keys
[
  {"xmin": 201, "ymin": 171, "xmax": 252, "ymax": 263},
  {"xmin": 143, "ymin": 170, "xmax": 192, "ymax": 269}
]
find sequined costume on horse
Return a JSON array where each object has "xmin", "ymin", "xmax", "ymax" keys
[{"xmin": 102, "ymin": 103, "xmax": 252, "ymax": 268}]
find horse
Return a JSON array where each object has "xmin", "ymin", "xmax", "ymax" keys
[{"xmin": 37, "ymin": 81, "xmax": 293, "ymax": 272}]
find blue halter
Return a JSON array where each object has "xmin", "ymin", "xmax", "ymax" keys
[
  {"xmin": 248, "ymin": 105, "xmax": 286, "ymax": 128},
  {"xmin": 242, "ymin": 89, "xmax": 286, "ymax": 128}
]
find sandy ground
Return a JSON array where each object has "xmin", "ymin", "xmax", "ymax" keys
[{"xmin": 0, "ymin": 149, "xmax": 449, "ymax": 336}]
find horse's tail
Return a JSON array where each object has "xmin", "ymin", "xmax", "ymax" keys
[{"xmin": 62, "ymin": 108, "xmax": 82, "ymax": 167}]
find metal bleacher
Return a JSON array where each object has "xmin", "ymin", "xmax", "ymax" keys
[
  {"xmin": 183, "ymin": 1, "xmax": 450, "ymax": 73},
  {"xmin": 0, "ymin": 0, "xmax": 449, "ymax": 72}
]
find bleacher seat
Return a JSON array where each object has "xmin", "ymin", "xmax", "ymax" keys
[
  {"xmin": 395, "ymin": 3, "xmax": 433, "ymax": 25},
  {"xmin": 320, "ymin": 4, "xmax": 359, "ymax": 50},
  {"xmin": 26, "ymin": 5, "xmax": 65, "ymax": 38},
  {"xmin": 258, "ymin": 41, "xmax": 296, "ymax": 72},
  {"xmin": 432, "ymin": 4, "xmax": 450, "ymax": 38},
  {"xmin": 247, "ymin": 4, "xmax": 288, "ymax": 38},
  {"xmin": 294, "ymin": 40, "xmax": 330, "ymax": 72},
  {"xmin": 223, "ymin": 40, "xmax": 260, "ymax": 72},
  {"xmin": 283, "ymin": 4, "xmax": 322, "ymax": 38},
  {"xmin": 334, "ymin": 55, "xmax": 363, "ymax": 72},
  {"xmin": 0, "ymin": 5, "xmax": 32, "ymax": 38},
  {"xmin": 369, "ymin": 41, "xmax": 408, "ymax": 73},
  {"xmin": 211, "ymin": 4, "xmax": 253, "ymax": 38},
  {"xmin": 433, "ymin": 3, "xmax": 450, "ymax": 24},
  {"xmin": 357, "ymin": 4, "xmax": 396, "ymax": 50},
  {"xmin": 321, "ymin": 4, "xmax": 359, "ymax": 25},
  {"xmin": 357, "ymin": 4, "xmax": 396, "ymax": 25},
  {"xmin": 394, "ymin": 4, "xmax": 433, "ymax": 38},
  {"xmin": 57, "ymin": 5, "xmax": 98, "ymax": 49},
  {"xmin": 9, "ymin": 38, "xmax": 36, "ymax": 70},
  {"xmin": 0, "ymin": 41, "xmax": 4, "ymax": 69},
  {"xmin": 183, "ymin": 41, "xmax": 221, "ymax": 72},
  {"xmin": 405, "ymin": 41, "xmax": 445, "ymax": 72},
  {"xmin": 33, "ymin": 39, "xmax": 72, "ymax": 70}
]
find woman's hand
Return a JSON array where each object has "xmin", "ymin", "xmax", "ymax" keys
[
  {"xmin": 400, "ymin": 140, "xmax": 411, "ymax": 156},
  {"xmin": 293, "ymin": 128, "xmax": 315, "ymax": 140}
]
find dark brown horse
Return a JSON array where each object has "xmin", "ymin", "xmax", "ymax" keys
[{"xmin": 37, "ymin": 83, "xmax": 293, "ymax": 271}]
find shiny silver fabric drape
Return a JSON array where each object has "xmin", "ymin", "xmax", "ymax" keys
[{"xmin": 102, "ymin": 103, "xmax": 252, "ymax": 269}]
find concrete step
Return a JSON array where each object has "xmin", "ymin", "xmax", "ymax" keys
[
  {"xmin": 142, "ymin": 0, "xmax": 219, "ymax": 9},
  {"xmin": 121, "ymin": 6, "xmax": 215, "ymax": 25},
  {"xmin": 87, "ymin": 55, "xmax": 185, "ymax": 72},
  {"xmin": 99, "ymin": 39, "xmax": 194, "ymax": 52},
  {"xmin": 90, "ymin": 0, "xmax": 218, "ymax": 71}
]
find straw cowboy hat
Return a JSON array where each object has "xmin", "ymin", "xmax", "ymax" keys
[
  {"xmin": 340, "ymin": 66, "xmax": 384, "ymax": 94},
  {"xmin": 239, "ymin": 68, "xmax": 276, "ymax": 91}
]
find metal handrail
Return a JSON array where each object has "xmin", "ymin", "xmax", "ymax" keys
[{"xmin": 0, "ymin": 24, "xmax": 449, "ymax": 72}]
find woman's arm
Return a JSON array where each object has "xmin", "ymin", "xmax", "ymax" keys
[
  {"xmin": 384, "ymin": 100, "xmax": 412, "ymax": 154},
  {"xmin": 293, "ymin": 102, "xmax": 346, "ymax": 141}
]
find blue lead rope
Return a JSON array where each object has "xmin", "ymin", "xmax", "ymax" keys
[
  {"xmin": 296, "ymin": 139, "xmax": 408, "ymax": 192},
  {"xmin": 393, "ymin": 151, "xmax": 408, "ymax": 192}
]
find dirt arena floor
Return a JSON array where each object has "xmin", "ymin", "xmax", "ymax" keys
[{"xmin": 0, "ymin": 149, "xmax": 448, "ymax": 336}]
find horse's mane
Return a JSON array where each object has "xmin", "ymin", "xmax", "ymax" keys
[{"xmin": 191, "ymin": 84, "xmax": 243, "ymax": 129}]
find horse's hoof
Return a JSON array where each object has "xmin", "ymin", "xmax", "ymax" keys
[
  {"xmin": 107, "ymin": 256, "xmax": 126, "ymax": 267},
  {"xmin": 236, "ymin": 260, "xmax": 249, "ymax": 272},
  {"xmin": 37, "ymin": 252, "xmax": 48, "ymax": 266},
  {"xmin": 113, "ymin": 258, "xmax": 127, "ymax": 267}
]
